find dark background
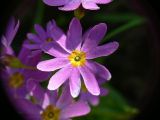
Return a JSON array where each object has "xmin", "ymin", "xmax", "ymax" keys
[{"xmin": 0, "ymin": 0, "xmax": 160, "ymax": 120}]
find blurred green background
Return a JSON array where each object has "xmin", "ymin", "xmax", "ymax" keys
[{"xmin": 1, "ymin": 0, "xmax": 160, "ymax": 120}]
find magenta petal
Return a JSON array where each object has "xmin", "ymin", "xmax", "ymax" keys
[
  {"xmin": 43, "ymin": 42, "xmax": 69, "ymax": 57},
  {"xmin": 60, "ymin": 101, "xmax": 90, "ymax": 119},
  {"xmin": 79, "ymin": 66, "xmax": 100, "ymax": 96},
  {"xmin": 87, "ymin": 94, "xmax": 99, "ymax": 106},
  {"xmin": 93, "ymin": 0, "xmax": 112, "ymax": 4},
  {"xmin": 59, "ymin": 0, "xmax": 81, "ymax": 11},
  {"xmin": 65, "ymin": 18, "xmax": 82, "ymax": 51},
  {"xmin": 82, "ymin": 1, "xmax": 100, "ymax": 10},
  {"xmin": 43, "ymin": 0, "xmax": 69, "ymax": 6},
  {"xmin": 86, "ymin": 41, "xmax": 119, "ymax": 59},
  {"xmin": 37, "ymin": 58, "xmax": 69, "ymax": 72},
  {"xmin": 47, "ymin": 65, "xmax": 73, "ymax": 90},
  {"xmin": 86, "ymin": 61, "xmax": 111, "ymax": 80},
  {"xmin": 69, "ymin": 68, "xmax": 81, "ymax": 98},
  {"xmin": 81, "ymin": 23, "xmax": 107, "ymax": 52}
]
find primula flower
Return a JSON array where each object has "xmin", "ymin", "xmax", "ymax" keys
[
  {"xmin": 43, "ymin": 0, "xmax": 112, "ymax": 11},
  {"xmin": 24, "ymin": 20, "xmax": 66, "ymax": 51},
  {"xmin": 0, "ymin": 18, "xmax": 49, "ymax": 98},
  {"xmin": 37, "ymin": 17, "xmax": 119, "ymax": 98},
  {"xmin": 18, "ymin": 81, "xmax": 90, "ymax": 120}
]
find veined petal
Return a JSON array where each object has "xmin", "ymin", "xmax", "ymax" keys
[
  {"xmin": 82, "ymin": 1, "xmax": 100, "ymax": 10},
  {"xmin": 43, "ymin": 0, "xmax": 69, "ymax": 6},
  {"xmin": 69, "ymin": 68, "xmax": 81, "ymax": 98},
  {"xmin": 86, "ymin": 41, "xmax": 119, "ymax": 59},
  {"xmin": 59, "ymin": 0, "xmax": 81, "ymax": 11},
  {"xmin": 37, "ymin": 58, "xmax": 69, "ymax": 72},
  {"xmin": 60, "ymin": 101, "xmax": 90, "ymax": 119},
  {"xmin": 81, "ymin": 23, "xmax": 107, "ymax": 52},
  {"xmin": 47, "ymin": 65, "xmax": 72, "ymax": 90},
  {"xmin": 79, "ymin": 66, "xmax": 100, "ymax": 96},
  {"xmin": 65, "ymin": 18, "xmax": 82, "ymax": 51},
  {"xmin": 93, "ymin": 0, "xmax": 112, "ymax": 4},
  {"xmin": 86, "ymin": 61, "xmax": 111, "ymax": 81},
  {"xmin": 43, "ymin": 41, "xmax": 69, "ymax": 58}
]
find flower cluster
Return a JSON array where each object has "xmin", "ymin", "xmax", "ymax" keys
[{"xmin": 1, "ymin": 1, "xmax": 119, "ymax": 120}]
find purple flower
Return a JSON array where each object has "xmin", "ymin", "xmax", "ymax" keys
[
  {"xmin": 17, "ymin": 81, "xmax": 90, "ymax": 120},
  {"xmin": 1, "ymin": 17, "xmax": 19, "ymax": 56},
  {"xmin": 43, "ymin": 0, "xmax": 112, "ymax": 11},
  {"xmin": 37, "ymin": 18, "xmax": 119, "ymax": 98},
  {"xmin": 24, "ymin": 20, "xmax": 66, "ymax": 51}
]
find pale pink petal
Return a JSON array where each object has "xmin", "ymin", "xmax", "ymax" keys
[
  {"xmin": 69, "ymin": 68, "xmax": 81, "ymax": 98},
  {"xmin": 43, "ymin": 0, "xmax": 69, "ymax": 6},
  {"xmin": 37, "ymin": 58, "xmax": 69, "ymax": 72},
  {"xmin": 82, "ymin": 0, "xmax": 100, "ymax": 10},
  {"xmin": 48, "ymin": 65, "xmax": 73, "ymax": 90}
]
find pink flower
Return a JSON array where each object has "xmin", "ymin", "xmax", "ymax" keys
[
  {"xmin": 37, "ymin": 17, "xmax": 119, "ymax": 98},
  {"xmin": 43, "ymin": 0, "xmax": 112, "ymax": 11}
]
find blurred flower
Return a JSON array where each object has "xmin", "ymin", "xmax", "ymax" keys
[
  {"xmin": 1, "ymin": 17, "xmax": 19, "ymax": 56},
  {"xmin": 24, "ymin": 20, "xmax": 66, "ymax": 52},
  {"xmin": 37, "ymin": 17, "xmax": 119, "ymax": 98},
  {"xmin": 43, "ymin": 0, "xmax": 112, "ymax": 11},
  {"xmin": 18, "ymin": 81, "xmax": 90, "ymax": 120}
]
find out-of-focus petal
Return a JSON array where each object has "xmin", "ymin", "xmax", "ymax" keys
[
  {"xmin": 34, "ymin": 24, "xmax": 47, "ymax": 41},
  {"xmin": 86, "ymin": 41, "xmax": 119, "ymax": 59},
  {"xmin": 93, "ymin": 0, "xmax": 112, "ymax": 4},
  {"xmin": 82, "ymin": 0, "xmax": 100, "ymax": 10},
  {"xmin": 37, "ymin": 58, "xmax": 69, "ymax": 72},
  {"xmin": 81, "ymin": 23, "xmax": 107, "ymax": 52},
  {"xmin": 60, "ymin": 101, "xmax": 90, "ymax": 119},
  {"xmin": 59, "ymin": 0, "xmax": 81, "ymax": 11},
  {"xmin": 79, "ymin": 66, "xmax": 100, "ymax": 96},
  {"xmin": 27, "ymin": 33, "xmax": 41, "ymax": 43},
  {"xmin": 43, "ymin": 0, "xmax": 69, "ymax": 6}
]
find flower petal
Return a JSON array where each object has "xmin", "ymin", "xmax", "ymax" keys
[
  {"xmin": 43, "ymin": 0, "xmax": 69, "ymax": 6},
  {"xmin": 43, "ymin": 42, "xmax": 69, "ymax": 57},
  {"xmin": 65, "ymin": 18, "xmax": 82, "ymax": 51},
  {"xmin": 47, "ymin": 65, "xmax": 72, "ymax": 90},
  {"xmin": 79, "ymin": 66, "xmax": 100, "ymax": 96},
  {"xmin": 27, "ymin": 33, "xmax": 41, "ymax": 43},
  {"xmin": 34, "ymin": 24, "xmax": 47, "ymax": 41},
  {"xmin": 61, "ymin": 101, "xmax": 90, "ymax": 119},
  {"xmin": 93, "ymin": 0, "xmax": 112, "ymax": 4},
  {"xmin": 81, "ymin": 23, "xmax": 107, "ymax": 52},
  {"xmin": 56, "ymin": 85, "xmax": 72, "ymax": 109},
  {"xmin": 37, "ymin": 58, "xmax": 69, "ymax": 72},
  {"xmin": 59, "ymin": 0, "xmax": 81, "ymax": 11},
  {"xmin": 69, "ymin": 68, "xmax": 81, "ymax": 98},
  {"xmin": 86, "ymin": 61, "xmax": 111, "ymax": 81},
  {"xmin": 82, "ymin": 0, "xmax": 100, "ymax": 10},
  {"xmin": 86, "ymin": 41, "xmax": 119, "ymax": 59},
  {"xmin": 47, "ymin": 20, "xmax": 67, "ymax": 48}
]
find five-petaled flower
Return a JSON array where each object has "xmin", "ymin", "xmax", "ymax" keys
[
  {"xmin": 37, "ymin": 17, "xmax": 119, "ymax": 98},
  {"xmin": 43, "ymin": 0, "xmax": 112, "ymax": 11}
]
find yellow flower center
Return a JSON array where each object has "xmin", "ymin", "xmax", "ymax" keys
[
  {"xmin": 9, "ymin": 72, "xmax": 24, "ymax": 89},
  {"xmin": 68, "ymin": 50, "xmax": 86, "ymax": 67},
  {"xmin": 41, "ymin": 105, "xmax": 60, "ymax": 120}
]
